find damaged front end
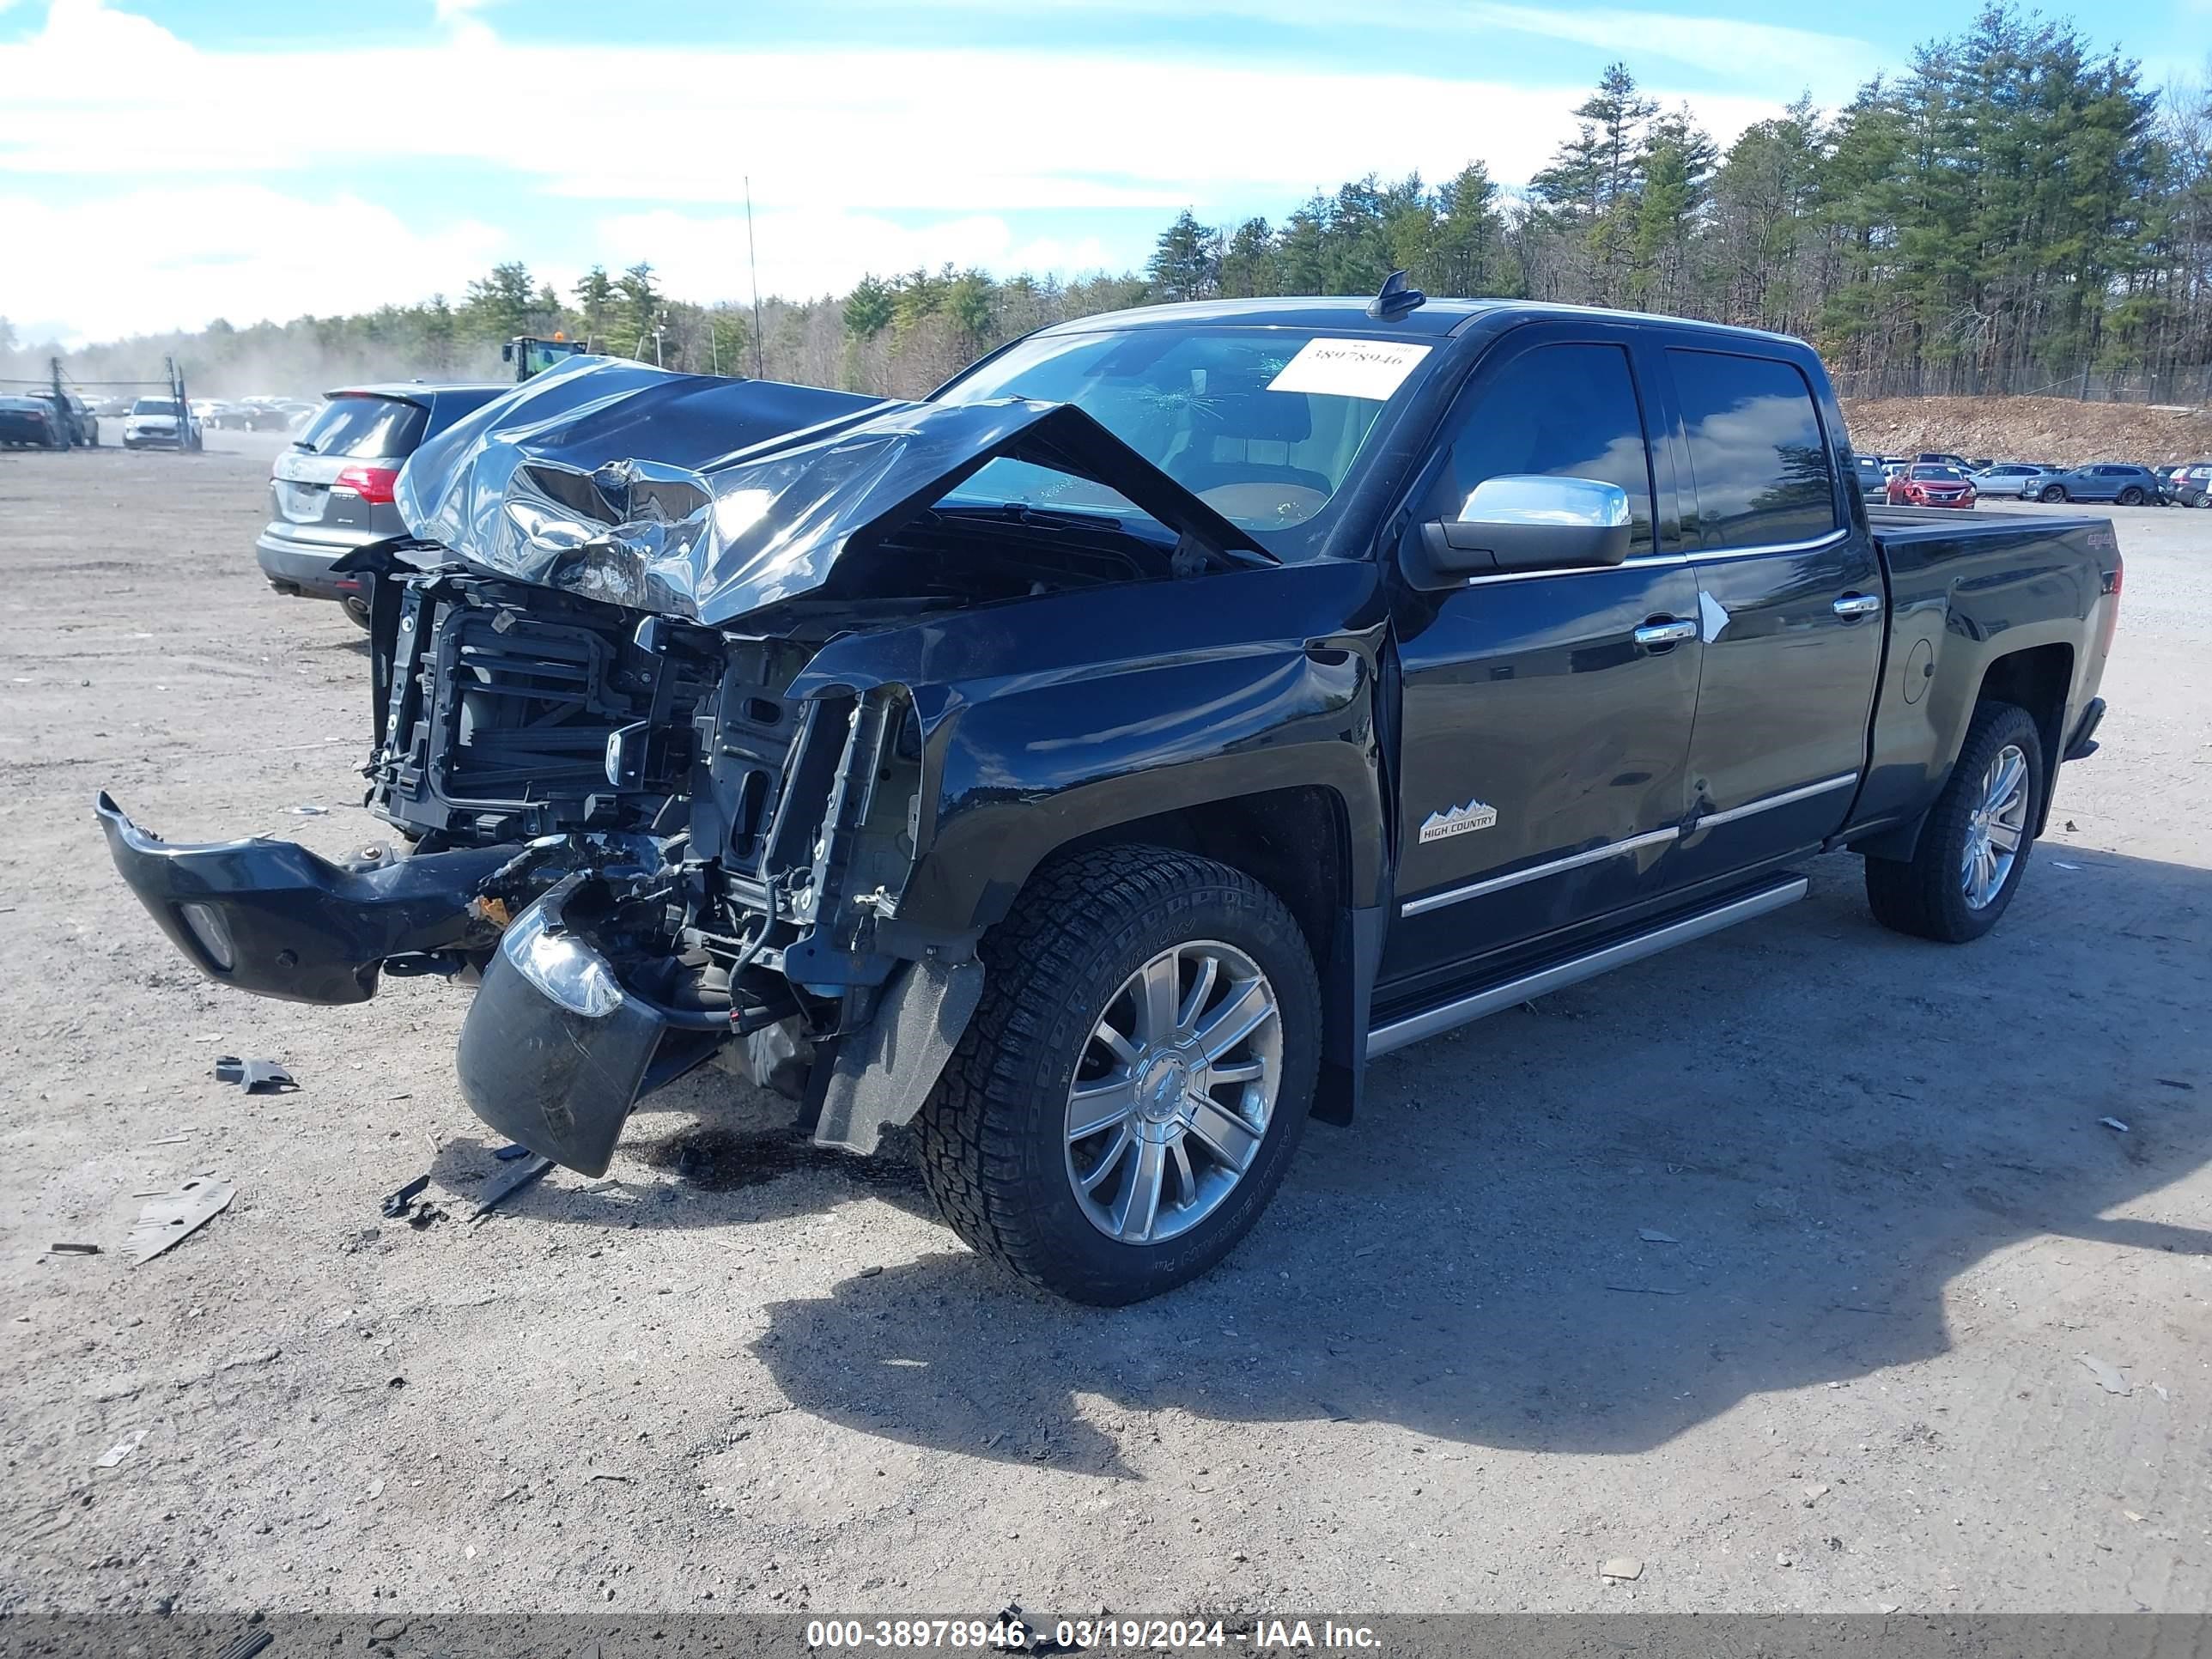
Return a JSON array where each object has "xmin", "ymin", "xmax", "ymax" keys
[{"xmin": 100, "ymin": 357, "xmax": 1265, "ymax": 1177}]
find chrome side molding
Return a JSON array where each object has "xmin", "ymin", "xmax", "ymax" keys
[{"xmin": 1367, "ymin": 876, "xmax": 1809, "ymax": 1058}]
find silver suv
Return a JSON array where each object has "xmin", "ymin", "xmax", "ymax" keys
[{"xmin": 256, "ymin": 383, "xmax": 504, "ymax": 628}]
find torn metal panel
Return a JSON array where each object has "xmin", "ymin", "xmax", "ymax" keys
[{"xmin": 395, "ymin": 356, "xmax": 1268, "ymax": 627}]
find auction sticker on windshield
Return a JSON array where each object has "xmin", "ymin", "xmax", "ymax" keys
[{"xmin": 1267, "ymin": 337, "xmax": 1431, "ymax": 401}]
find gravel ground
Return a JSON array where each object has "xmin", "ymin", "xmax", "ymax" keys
[{"xmin": 1, "ymin": 446, "xmax": 2206, "ymax": 1619}]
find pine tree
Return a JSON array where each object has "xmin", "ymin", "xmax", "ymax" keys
[{"xmin": 1146, "ymin": 210, "xmax": 1220, "ymax": 301}]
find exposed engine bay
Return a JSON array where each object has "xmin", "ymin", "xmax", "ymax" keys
[{"xmin": 100, "ymin": 356, "xmax": 1276, "ymax": 1178}]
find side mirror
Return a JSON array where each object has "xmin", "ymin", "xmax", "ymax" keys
[
  {"xmin": 1403, "ymin": 475, "xmax": 1632, "ymax": 589},
  {"xmin": 501, "ymin": 342, "xmax": 516, "ymax": 363}
]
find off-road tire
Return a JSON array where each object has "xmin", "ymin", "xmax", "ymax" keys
[
  {"xmin": 915, "ymin": 843, "xmax": 1322, "ymax": 1304},
  {"xmin": 1864, "ymin": 699, "xmax": 2045, "ymax": 943}
]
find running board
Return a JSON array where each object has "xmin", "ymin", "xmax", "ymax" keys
[{"xmin": 1366, "ymin": 876, "xmax": 1809, "ymax": 1058}]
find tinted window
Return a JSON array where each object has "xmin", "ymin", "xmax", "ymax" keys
[
  {"xmin": 1910, "ymin": 465, "xmax": 1963, "ymax": 481},
  {"xmin": 131, "ymin": 398, "xmax": 181, "ymax": 416},
  {"xmin": 1668, "ymin": 349, "xmax": 1838, "ymax": 550},
  {"xmin": 1434, "ymin": 342, "xmax": 1654, "ymax": 553},
  {"xmin": 298, "ymin": 394, "xmax": 428, "ymax": 459}
]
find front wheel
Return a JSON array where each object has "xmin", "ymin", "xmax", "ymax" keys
[
  {"xmin": 916, "ymin": 844, "xmax": 1321, "ymax": 1304},
  {"xmin": 2039, "ymin": 484, "xmax": 2067, "ymax": 502},
  {"xmin": 1864, "ymin": 700, "xmax": 2045, "ymax": 943}
]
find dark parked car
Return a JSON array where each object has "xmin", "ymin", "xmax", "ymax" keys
[
  {"xmin": 1887, "ymin": 463, "xmax": 1977, "ymax": 507},
  {"xmin": 1853, "ymin": 453, "xmax": 1887, "ymax": 497},
  {"xmin": 101, "ymin": 303, "xmax": 2120, "ymax": 1304},
  {"xmin": 2038, "ymin": 463, "xmax": 2160, "ymax": 505},
  {"xmin": 256, "ymin": 382, "xmax": 506, "ymax": 628},
  {"xmin": 0, "ymin": 393, "xmax": 70, "ymax": 447},
  {"xmin": 2165, "ymin": 461, "xmax": 2212, "ymax": 507}
]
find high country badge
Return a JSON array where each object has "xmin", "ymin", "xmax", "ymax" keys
[{"xmin": 1419, "ymin": 799, "xmax": 1498, "ymax": 842}]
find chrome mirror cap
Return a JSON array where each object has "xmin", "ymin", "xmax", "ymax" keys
[{"xmin": 1459, "ymin": 474, "xmax": 1632, "ymax": 529}]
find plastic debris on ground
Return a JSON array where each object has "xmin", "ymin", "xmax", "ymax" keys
[
  {"xmin": 95, "ymin": 1429, "xmax": 148, "ymax": 1468},
  {"xmin": 1638, "ymin": 1228, "xmax": 1679, "ymax": 1243},
  {"xmin": 214, "ymin": 1056, "xmax": 295, "ymax": 1094},
  {"xmin": 1599, "ymin": 1558, "xmax": 1644, "ymax": 1581},
  {"xmin": 2076, "ymin": 1353, "xmax": 2132, "ymax": 1395},
  {"xmin": 471, "ymin": 1154, "xmax": 554, "ymax": 1219},
  {"xmin": 125, "ymin": 1177, "xmax": 236, "ymax": 1263},
  {"xmin": 380, "ymin": 1174, "xmax": 430, "ymax": 1219},
  {"xmin": 2099, "ymin": 1116, "xmax": 2130, "ymax": 1133},
  {"xmin": 47, "ymin": 1241, "xmax": 100, "ymax": 1255}
]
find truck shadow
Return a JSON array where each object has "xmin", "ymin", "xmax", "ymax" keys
[{"xmin": 736, "ymin": 844, "xmax": 2212, "ymax": 1476}]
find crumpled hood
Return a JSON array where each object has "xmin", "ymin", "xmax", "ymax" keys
[{"xmin": 395, "ymin": 356, "xmax": 1268, "ymax": 628}]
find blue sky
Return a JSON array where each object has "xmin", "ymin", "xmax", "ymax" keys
[{"xmin": 0, "ymin": 0, "xmax": 2201, "ymax": 343}]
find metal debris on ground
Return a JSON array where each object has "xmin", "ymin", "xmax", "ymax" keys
[
  {"xmin": 95, "ymin": 1429, "xmax": 148, "ymax": 1468},
  {"xmin": 2099, "ymin": 1116, "xmax": 2130, "ymax": 1133},
  {"xmin": 216, "ymin": 1632, "xmax": 274, "ymax": 1659},
  {"xmin": 1637, "ymin": 1228, "xmax": 1679, "ymax": 1243},
  {"xmin": 406, "ymin": 1203, "xmax": 448, "ymax": 1230},
  {"xmin": 471, "ymin": 1153, "xmax": 554, "ymax": 1219},
  {"xmin": 2077, "ymin": 1353, "xmax": 2132, "ymax": 1395},
  {"xmin": 48, "ymin": 1241, "xmax": 100, "ymax": 1255},
  {"xmin": 125, "ymin": 1177, "xmax": 236, "ymax": 1264},
  {"xmin": 494, "ymin": 1142, "xmax": 532, "ymax": 1161},
  {"xmin": 289, "ymin": 804, "xmax": 329, "ymax": 816},
  {"xmin": 214, "ymin": 1056, "xmax": 295, "ymax": 1093},
  {"xmin": 1605, "ymin": 1283, "xmax": 1686, "ymax": 1295},
  {"xmin": 380, "ymin": 1174, "xmax": 430, "ymax": 1219},
  {"xmin": 1599, "ymin": 1558, "xmax": 1644, "ymax": 1581}
]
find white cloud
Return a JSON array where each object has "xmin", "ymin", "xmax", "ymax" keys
[
  {"xmin": 0, "ymin": 1, "xmax": 1790, "ymax": 205},
  {"xmin": 1, "ymin": 185, "xmax": 505, "ymax": 343},
  {"xmin": 0, "ymin": 0, "xmax": 1808, "ymax": 337}
]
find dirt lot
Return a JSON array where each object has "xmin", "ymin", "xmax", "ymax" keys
[{"xmin": 2, "ymin": 441, "xmax": 2207, "ymax": 1620}]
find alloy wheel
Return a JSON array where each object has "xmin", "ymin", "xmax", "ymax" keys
[
  {"xmin": 1961, "ymin": 743, "xmax": 2030, "ymax": 909},
  {"xmin": 1064, "ymin": 939, "xmax": 1281, "ymax": 1245}
]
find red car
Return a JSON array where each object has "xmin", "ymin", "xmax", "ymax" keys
[{"xmin": 1887, "ymin": 464, "xmax": 1978, "ymax": 508}]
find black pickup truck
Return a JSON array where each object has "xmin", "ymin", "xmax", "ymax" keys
[{"xmin": 99, "ymin": 289, "xmax": 2122, "ymax": 1304}]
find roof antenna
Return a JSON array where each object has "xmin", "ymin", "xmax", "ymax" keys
[{"xmin": 1368, "ymin": 270, "xmax": 1425, "ymax": 319}]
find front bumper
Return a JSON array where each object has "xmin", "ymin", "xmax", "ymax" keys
[{"xmin": 95, "ymin": 792, "xmax": 518, "ymax": 1004}]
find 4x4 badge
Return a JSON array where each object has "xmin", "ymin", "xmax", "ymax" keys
[{"xmin": 1419, "ymin": 799, "xmax": 1499, "ymax": 842}]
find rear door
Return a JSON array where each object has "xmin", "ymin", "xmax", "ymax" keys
[
  {"xmin": 1662, "ymin": 346, "xmax": 1881, "ymax": 878},
  {"xmin": 1382, "ymin": 325, "xmax": 1703, "ymax": 991}
]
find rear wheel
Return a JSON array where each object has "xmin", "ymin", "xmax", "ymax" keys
[
  {"xmin": 2039, "ymin": 483, "xmax": 2067, "ymax": 502},
  {"xmin": 2118, "ymin": 486, "xmax": 2146, "ymax": 506},
  {"xmin": 915, "ymin": 844, "xmax": 1321, "ymax": 1304},
  {"xmin": 1864, "ymin": 700, "xmax": 2044, "ymax": 944}
]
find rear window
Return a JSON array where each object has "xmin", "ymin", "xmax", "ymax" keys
[
  {"xmin": 1668, "ymin": 349, "xmax": 1838, "ymax": 550},
  {"xmin": 299, "ymin": 394, "xmax": 428, "ymax": 459},
  {"xmin": 131, "ymin": 398, "xmax": 180, "ymax": 416}
]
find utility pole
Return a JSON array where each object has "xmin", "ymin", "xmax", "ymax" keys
[{"xmin": 744, "ymin": 174, "xmax": 765, "ymax": 380}]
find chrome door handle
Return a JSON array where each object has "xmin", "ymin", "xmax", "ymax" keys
[
  {"xmin": 1633, "ymin": 619, "xmax": 1698, "ymax": 646},
  {"xmin": 1833, "ymin": 593, "xmax": 1883, "ymax": 617}
]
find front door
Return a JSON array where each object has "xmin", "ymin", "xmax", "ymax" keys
[
  {"xmin": 1659, "ymin": 347, "xmax": 1881, "ymax": 878},
  {"xmin": 1382, "ymin": 331, "xmax": 1703, "ymax": 995}
]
